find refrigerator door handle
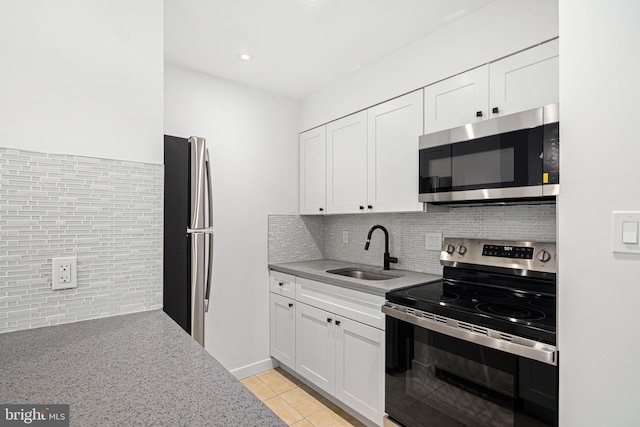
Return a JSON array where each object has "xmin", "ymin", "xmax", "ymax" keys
[
  {"xmin": 188, "ymin": 136, "xmax": 207, "ymax": 346},
  {"xmin": 204, "ymin": 150, "xmax": 214, "ymax": 313},
  {"xmin": 186, "ymin": 228, "xmax": 214, "ymax": 234}
]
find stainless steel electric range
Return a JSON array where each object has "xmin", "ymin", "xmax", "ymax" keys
[{"xmin": 383, "ymin": 238, "xmax": 558, "ymax": 427}]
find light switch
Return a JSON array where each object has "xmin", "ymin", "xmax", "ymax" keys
[
  {"xmin": 425, "ymin": 232, "xmax": 443, "ymax": 251},
  {"xmin": 623, "ymin": 221, "xmax": 639, "ymax": 244},
  {"xmin": 612, "ymin": 212, "xmax": 640, "ymax": 254}
]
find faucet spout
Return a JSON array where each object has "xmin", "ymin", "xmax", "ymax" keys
[{"xmin": 364, "ymin": 225, "xmax": 398, "ymax": 270}]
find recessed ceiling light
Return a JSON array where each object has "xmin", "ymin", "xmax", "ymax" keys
[{"xmin": 239, "ymin": 53, "xmax": 253, "ymax": 61}]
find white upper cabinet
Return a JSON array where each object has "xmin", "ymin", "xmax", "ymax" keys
[
  {"xmin": 326, "ymin": 111, "xmax": 368, "ymax": 214},
  {"xmin": 367, "ymin": 90, "xmax": 424, "ymax": 213},
  {"xmin": 423, "ymin": 39, "xmax": 559, "ymax": 134},
  {"xmin": 423, "ymin": 66, "xmax": 489, "ymax": 134},
  {"xmin": 489, "ymin": 38, "xmax": 559, "ymax": 117},
  {"xmin": 299, "ymin": 126, "xmax": 326, "ymax": 215},
  {"xmin": 321, "ymin": 90, "xmax": 423, "ymax": 214},
  {"xmin": 299, "ymin": 40, "xmax": 558, "ymax": 214}
]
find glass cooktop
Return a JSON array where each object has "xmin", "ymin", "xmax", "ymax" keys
[{"xmin": 386, "ymin": 279, "xmax": 556, "ymax": 345}]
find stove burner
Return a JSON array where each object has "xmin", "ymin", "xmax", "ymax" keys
[
  {"xmin": 476, "ymin": 303, "xmax": 546, "ymax": 321},
  {"xmin": 474, "ymin": 289, "xmax": 511, "ymax": 300}
]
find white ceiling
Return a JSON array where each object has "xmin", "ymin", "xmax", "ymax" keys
[{"xmin": 164, "ymin": 0, "xmax": 497, "ymax": 99}]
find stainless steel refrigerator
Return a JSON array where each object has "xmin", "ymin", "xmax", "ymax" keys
[{"xmin": 163, "ymin": 135, "xmax": 213, "ymax": 346}]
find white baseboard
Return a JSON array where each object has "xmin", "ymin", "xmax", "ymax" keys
[{"xmin": 230, "ymin": 357, "xmax": 278, "ymax": 379}]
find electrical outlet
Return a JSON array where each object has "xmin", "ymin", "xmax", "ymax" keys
[
  {"xmin": 59, "ymin": 263, "xmax": 71, "ymax": 283},
  {"xmin": 52, "ymin": 256, "xmax": 77, "ymax": 290},
  {"xmin": 425, "ymin": 233, "xmax": 443, "ymax": 251},
  {"xmin": 342, "ymin": 231, "xmax": 349, "ymax": 244}
]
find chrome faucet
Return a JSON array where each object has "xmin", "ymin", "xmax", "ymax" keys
[{"xmin": 364, "ymin": 225, "xmax": 398, "ymax": 270}]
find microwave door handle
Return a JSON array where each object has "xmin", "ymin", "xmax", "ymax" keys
[{"xmin": 204, "ymin": 150, "xmax": 213, "ymax": 313}]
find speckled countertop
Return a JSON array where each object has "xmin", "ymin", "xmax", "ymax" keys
[
  {"xmin": 0, "ymin": 310, "xmax": 285, "ymax": 427},
  {"xmin": 268, "ymin": 259, "xmax": 441, "ymax": 296}
]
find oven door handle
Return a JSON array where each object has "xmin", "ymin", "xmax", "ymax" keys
[{"xmin": 382, "ymin": 303, "xmax": 557, "ymax": 366}]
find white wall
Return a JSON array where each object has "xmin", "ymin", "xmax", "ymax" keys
[
  {"xmin": 0, "ymin": 0, "xmax": 163, "ymax": 164},
  {"xmin": 164, "ymin": 63, "xmax": 299, "ymax": 376},
  {"xmin": 0, "ymin": 0, "xmax": 164, "ymax": 334},
  {"xmin": 558, "ymin": 1, "xmax": 640, "ymax": 424},
  {"xmin": 300, "ymin": 0, "xmax": 558, "ymax": 131}
]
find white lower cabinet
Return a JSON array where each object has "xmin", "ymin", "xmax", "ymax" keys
[
  {"xmin": 270, "ymin": 271, "xmax": 296, "ymax": 299},
  {"xmin": 334, "ymin": 315, "xmax": 385, "ymax": 424},
  {"xmin": 295, "ymin": 302, "xmax": 335, "ymax": 395},
  {"xmin": 296, "ymin": 303, "xmax": 384, "ymax": 424},
  {"xmin": 269, "ymin": 273, "xmax": 385, "ymax": 426},
  {"xmin": 270, "ymin": 293, "xmax": 296, "ymax": 370}
]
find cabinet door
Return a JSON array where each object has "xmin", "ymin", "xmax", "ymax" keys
[
  {"xmin": 270, "ymin": 293, "xmax": 296, "ymax": 370},
  {"xmin": 489, "ymin": 39, "xmax": 559, "ymax": 117},
  {"xmin": 326, "ymin": 111, "xmax": 368, "ymax": 214},
  {"xmin": 299, "ymin": 126, "xmax": 326, "ymax": 215},
  {"xmin": 367, "ymin": 90, "xmax": 423, "ymax": 213},
  {"xmin": 423, "ymin": 66, "xmax": 489, "ymax": 133},
  {"xmin": 296, "ymin": 303, "xmax": 335, "ymax": 395},
  {"xmin": 335, "ymin": 316, "xmax": 385, "ymax": 425}
]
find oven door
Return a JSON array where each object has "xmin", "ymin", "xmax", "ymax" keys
[{"xmin": 385, "ymin": 314, "xmax": 558, "ymax": 427}]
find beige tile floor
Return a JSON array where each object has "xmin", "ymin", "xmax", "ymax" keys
[{"xmin": 241, "ymin": 368, "xmax": 366, "ymax": 426}]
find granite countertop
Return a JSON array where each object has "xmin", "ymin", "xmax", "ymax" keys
[
  {"xmin": 0, "ymin": 310, "xmax": 285, "ymax": 427},
  {"xmin": 268, "ymin": 259, "xmax": 441, "ymax": 296}
]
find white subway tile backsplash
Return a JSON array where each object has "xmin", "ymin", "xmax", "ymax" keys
[{"xmin": 0, "ymin": 147, "xmax": 163, "ymax": 333}]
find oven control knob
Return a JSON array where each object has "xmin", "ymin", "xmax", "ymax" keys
[
  {"xmin": 444, "ymin": 244, "xmax": 455, "ymax": 254},
  {"xmin": 537, "ymin": 250, "xmax": 552, "ymax": 262},
  {"xmin": 456, "ymin": 245, "xmax": 467, "ymax": 255}
]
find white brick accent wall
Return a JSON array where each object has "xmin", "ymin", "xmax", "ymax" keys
[{"xmin": 0, "ymin": 147, "xmax": 163, "ymax": 333}]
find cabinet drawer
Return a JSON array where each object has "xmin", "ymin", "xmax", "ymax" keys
[
  {"xmin": 296, "ymin": 277, "xmax": 385, "ymax": 330},
  {"xmin": 270, "ymin": 271, "xmax": 296, "ymax": 299}
]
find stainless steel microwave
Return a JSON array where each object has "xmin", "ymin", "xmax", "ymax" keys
[{"xmin": 419, "ymin": 103, "xmax": 559, "ymax": 204}]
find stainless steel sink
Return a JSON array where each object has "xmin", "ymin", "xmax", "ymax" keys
[{"xmin": 326, "ymin": 268, "xmax": 400, "ymax": 281}]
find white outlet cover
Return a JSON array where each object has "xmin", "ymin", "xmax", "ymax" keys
[
  {"xmin": 425, "ymin": 232, "xmax": 443, "ymax": 251},
  {"xmin": 52, "ymin": 256, "xmax": 78, "ymax": 290}
]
